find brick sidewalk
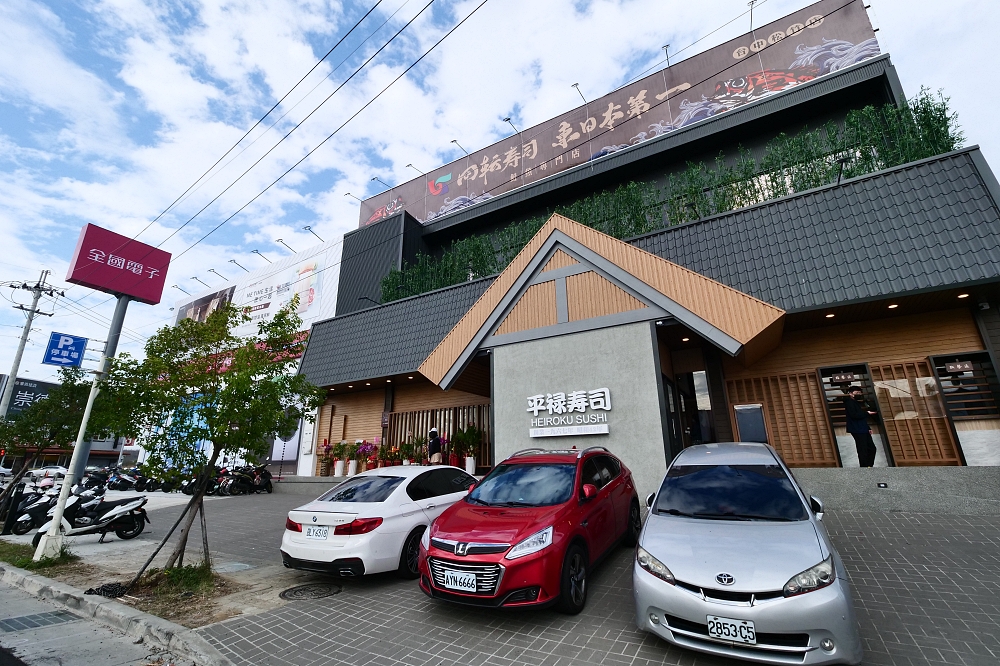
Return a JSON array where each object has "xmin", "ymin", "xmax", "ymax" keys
[{"xmin": 195, "ymin": 509, "xmax": 1000, "ymax": 666}]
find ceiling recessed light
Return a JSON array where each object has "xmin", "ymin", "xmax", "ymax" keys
[
  {"xmin": 408, "ymin": 376, "xmax": 414, "ymax": 379},
  {"xmin": 825, "ymin": 313, "xmax": 835, "ymax": 318},
  {"xmin": 365, "ymin": 382, "xmax": 370, "ymax": 386},
  {"xmin": 348, "ymin": 385, "xmax": 353, "ymax": 388},
  {"xmin": 958, "ymin": 293, "xmax": 970, "ymax": 299},
  {"xmin": 681, "ymin": 337, "xmax": 690, "ymax": 342},
  {"xmin": 888, "ymin": 304, "xmax": 898, "ymax": 309},
  {"xmin": 386, "ymin": 379, "xmax": 391, "ymax": 383}
]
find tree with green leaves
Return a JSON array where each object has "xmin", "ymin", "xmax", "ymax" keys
[
  {"xmin": 104, "ymin": 299, "xmax": 324, "ymax": 569},
  {"xmin": 0, "ymin": 367, "xmax": 115, "ymax": 507}
]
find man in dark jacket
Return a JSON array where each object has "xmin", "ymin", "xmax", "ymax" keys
[
  {"xmin": 428, "ymin": 428, "xmax": 442, "ymax": 465},
  {"xmin": 843, "ymin": 387, "xmax": 878, "ymax": 467}
]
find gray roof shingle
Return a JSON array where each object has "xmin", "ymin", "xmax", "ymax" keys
[{"xmin": 299, "ymin": 277, "xmax": 493, "ymax": 387}]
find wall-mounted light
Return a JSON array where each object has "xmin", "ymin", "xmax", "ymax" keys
[
  {"xmin": 825, "ymin": 313, "xmax": 835, "ymax": 318},
  {"xmin": 888, "ymin": 304, "xmax": 898, "ymax": 309},
  {"xmin": 958, "ymin": 293, "xmax": 970, "ymax": 299},
  {"xmin": 681, "ymin": 337, "xmax": 690, "ymax": 342}
]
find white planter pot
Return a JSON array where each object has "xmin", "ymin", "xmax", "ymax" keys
[
  {"xmin": 465, "ymin": 456, "xmax": 476, "ymax": 475},
  {"xmin": 334, "ymin": 460, "xmax": 345, "ymax": 477},
  {"xmin": 347, "ymin": 460, "xmax": 358, "ymax": 476},
  {"xmin": 402, "ymin": 459, "xmax": 410, "ymax": 466}
]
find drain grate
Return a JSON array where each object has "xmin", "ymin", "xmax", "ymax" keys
[
  {"xmin": 279, "ymin": 583, "xmax": 343, "ymax": 600},
  {"xmin": 0, "ymin": 610, "xmax": 78, "ymax": 633}
]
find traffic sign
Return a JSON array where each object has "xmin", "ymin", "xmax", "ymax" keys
[{"xmin": 42, "ymin": 332, "xmax": 88, "ymax": 367}]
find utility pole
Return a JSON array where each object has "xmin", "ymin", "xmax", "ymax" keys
[{"xmin": 0, "ymin": 270, "xmax": 58, "ymax": 418}]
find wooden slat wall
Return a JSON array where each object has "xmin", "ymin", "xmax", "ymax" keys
[
  {"xmin": 566, "ymin": 271, "xmax": 646, "ymax": 322},
  {"xmin": 725, "ymin": 309, "xmax": 984, "ymax": 379},
  {"xmin": 542, "ymin": 249, "xmax": 578, "ymax": 271},
  {"xmin": 727, "ymin": 373, "xmax": 840, "ymax": 467},
  {"xmin": 870, "ymin": 361, "xmax": 962, "ymax": 465},
  {"xmin": 494, "ymin": 281, "xmax": 557, "ymax": 335},
  {"xmin": 393, "ymin": 381, "xmax": 491, "ymax": 412},
  {"xmin": 386, "ymin": 404, "xmax": 492, "ymax": 463}
]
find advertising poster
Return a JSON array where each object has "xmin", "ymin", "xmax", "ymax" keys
[{"xmin": 359, "ymin": 0, "xmax": 879, "ymax": 227}]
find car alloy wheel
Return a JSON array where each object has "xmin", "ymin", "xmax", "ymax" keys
[
  {"xmin": 397, "ymin": 527, "xmax": 424, "ymax": 579},
  {"xmin": 558, "ymin": 544, "xmax": 588, "ymax": 614}
]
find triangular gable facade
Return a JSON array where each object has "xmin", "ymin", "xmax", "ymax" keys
[{"xmin": 420, "ymin": 214, "xmax": 785, "ymax": 388}]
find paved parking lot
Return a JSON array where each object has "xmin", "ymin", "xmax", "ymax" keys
[{"xmin": 178, "ymin": 492, "xmax": 1000, "ymax": 666}]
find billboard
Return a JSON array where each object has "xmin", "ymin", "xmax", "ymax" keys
[
  {"xmin": 359, "ymin": 0, "xmax": 879, "ymax": 227},
  {"xmin": 1, "ymin": 377, "xmax": 58, "ymax": 418},
  {"xmin": 66, "ymin": 224, "xmax": 171, "ymax": 304},
  {"xmin": 173, "ymin": 241, "xmax": 338, "ymax": 338}
]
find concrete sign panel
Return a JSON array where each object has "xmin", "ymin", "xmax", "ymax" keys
[{"xmin": 42, "ymin": 332, "xmax": 88, "ymax": 367}]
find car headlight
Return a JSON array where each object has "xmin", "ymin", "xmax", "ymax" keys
[
  {"xmin": 420, "ymin": 526, "xmax": 430, "ymax": 550},
  {"xmin": 506, "ymin": 526, "xmax": 553, "ymax": 560},
  {"xmin": 783, "ymin": 555, "xmax": 836, "ymax": 597},
  {"xmin": 636, "ymin": 545, "xmax": 675, "ymax": 584}
]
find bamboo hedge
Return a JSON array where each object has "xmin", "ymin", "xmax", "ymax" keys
[{"xmin": 380, "ymin": 89, "xmax": 962, "ymax": 303}]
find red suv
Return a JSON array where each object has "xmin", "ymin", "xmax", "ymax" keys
[{"xmin": 417, "ymin": 446, "xmax": 640, "ymax": 614}]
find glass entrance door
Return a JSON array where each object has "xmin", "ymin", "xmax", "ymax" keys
[{"xmin": 818, "ymin": 364, "xmax": 892, "ymax": 467}]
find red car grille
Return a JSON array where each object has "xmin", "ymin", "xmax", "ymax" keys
[{"xmin": 428, "ymin": 558, "xmax": 504, "ymax": 595}]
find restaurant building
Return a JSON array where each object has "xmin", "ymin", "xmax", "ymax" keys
[{"xmin": 297, "ymin": 0, "xmax": 1000, "ymax": 495}]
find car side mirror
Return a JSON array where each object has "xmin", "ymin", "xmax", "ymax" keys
[
  {"xmin": 810, "ymin": 495, "xmax": 824, "ymax": 519},
  {"xmin": 582, "ymin": 484, "xmax": 597, "ymax": 501},
  {"xmin": 645, "ymin": 493, "xmax": 656, "ymax": 509}
]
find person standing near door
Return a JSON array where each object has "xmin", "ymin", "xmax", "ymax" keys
[
  {"xmin": 843, "ymin": 386, "xmax": 878, "ymax": 467},
  {"xmin": 428, "ymin": 428, "xmax": 443, "ymax": 465}
]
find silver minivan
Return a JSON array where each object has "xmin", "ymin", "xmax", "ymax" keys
[{"xmin": 634, "ymin": 442, "xmax": 862, "ymax": 665}]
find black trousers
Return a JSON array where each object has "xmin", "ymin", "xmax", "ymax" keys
[{"xmin": 851, "ymin": 432, "xmax": 877, "ymax": 467}]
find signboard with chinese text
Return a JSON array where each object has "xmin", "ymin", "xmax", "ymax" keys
[
  {"xmin": 527, "ymin": 388, "xmax": 612, "ymax": 437},
  {"xmin": 42, "ymin": 332, "xmax": 88, "ymax": 367},
  {"xmin": 360, "ymin": 0, "xmax": 878, "ymax": 227},
  {"xmin": 3, "ymin": 378, "xmax": 58, "ymax": 418},
  {"xmin": 66, "ymin": 224, "xmax": 171, "ymax": 304}
]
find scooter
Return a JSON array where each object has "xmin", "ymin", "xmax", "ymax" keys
[
  {"xmin": 32, "ymin": 491, "xmax": 149, "ymax": 548},
  {"xmin": 12, "ymin": 488, "xmax": 60, "ymax": 535}
]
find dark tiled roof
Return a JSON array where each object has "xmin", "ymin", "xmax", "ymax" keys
[
  {"xmin": 299, "ymin": 277, "xmax": 493, "ymax": 386},
  {"xmin": 302, "ymin": 148, "xmax": 1000, "ymax": 386},
  {"xmin": 631, "ymin": 148, "xmax": 1000, "ymax": 312}
]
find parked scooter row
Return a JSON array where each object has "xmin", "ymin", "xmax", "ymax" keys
[{"xmin": 179, "ymin": 464, "xmax": 272, "ymax": 496}]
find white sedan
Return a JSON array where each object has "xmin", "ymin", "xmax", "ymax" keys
[{"xmin": 281, "ymin": 465, "xmax": 476, "ymax": 578}]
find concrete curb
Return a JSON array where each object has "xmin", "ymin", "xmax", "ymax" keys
[{"xmin": 0, "ymin": 562, "xmax": 235, "ymax": 666}]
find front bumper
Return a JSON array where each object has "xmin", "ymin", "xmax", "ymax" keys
[
  {"xmin": 418, "ymin": 546, "xmax": 562, "ymax": 608},
  {"xmin": 633, "ymin": 564, "xmax": 863, "ymax": 665}
]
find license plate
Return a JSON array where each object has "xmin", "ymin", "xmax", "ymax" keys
[
  {"xmin": 707, "ymin": 616, "xmax": 756, "ymax": 644},
  {"xmin": 442, "ymin": 570, "xmax": 477, "ymax": 592},
  {"xmin": 304, "ymin": 526, "xmax": 329, "ymax": 540}
]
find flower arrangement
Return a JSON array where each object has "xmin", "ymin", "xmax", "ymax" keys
[{"xmin": 358, "ymin": 440, "xmax": 376, "ymax": 462}]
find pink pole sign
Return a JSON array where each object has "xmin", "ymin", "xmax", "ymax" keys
[{"xmin": 65, "ymin": 224, "xmax": 171, "ymax": 305}]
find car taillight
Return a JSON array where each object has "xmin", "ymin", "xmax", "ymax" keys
[
  {"xmin": 334, "ymin": 517, "xmax": 383, "ymax": 535},
  {"xmin": 285, "ymin": 517, "xmax": 302, "ymax": 532}
]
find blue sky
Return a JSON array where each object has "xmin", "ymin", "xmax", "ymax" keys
[{"xmin": 0, "ymin": 0, "xmax": 998, "ymax": 384}]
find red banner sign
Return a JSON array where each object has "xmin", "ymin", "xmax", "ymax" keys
[{"xmin": 66, "ymin": 224, "xmax": 171, "ymax": 305}]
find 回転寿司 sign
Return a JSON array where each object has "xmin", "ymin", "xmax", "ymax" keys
[{"xmin": 65, "ymin": 224, "xmax": 171, "ymax": 305}]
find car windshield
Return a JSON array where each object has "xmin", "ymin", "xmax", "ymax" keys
[
  {"xmin": 467, "ymin": 463, "xmax": 576, "ymax": 507},
  {"xmin": 654, "ymin": 464, "xmax": 808, "ymax": 521},
  {"xmin": 317, "ymin": 476, "xmax": 404, "ymax": 503}
]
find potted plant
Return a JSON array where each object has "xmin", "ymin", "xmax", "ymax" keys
[
  {"xmin": 319, "ymin": 440, "xmax": 332, "ymax": 476},
  {"xmin": 454, "ymin": 426, "xmax": 482, "ymax": 475},
  {"xmin": 410, "ymin": 436, "xmax": 427, "ymax": 465},
  {"xmin": 346, "ymin": 441, "xmax": 360, "ymax": 476},
  {"xmin": 358, "ymin": 440, "xmax": 376, "ymax": 472},
  {"xmin": 443, "ymin": 434, "xmax": 459, "ymax": 467},
  {"xmin": 333, "ymin": 441, "xmax": 347, "ymax": 477},
  {"xmin": 400, "ymin": 438, "xmax": 414, "ymax": 465}
]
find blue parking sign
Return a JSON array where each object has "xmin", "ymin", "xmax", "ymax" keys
[{"xmin": 42, "ymin": 332, "xmax": 88, "ymax": 367}]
